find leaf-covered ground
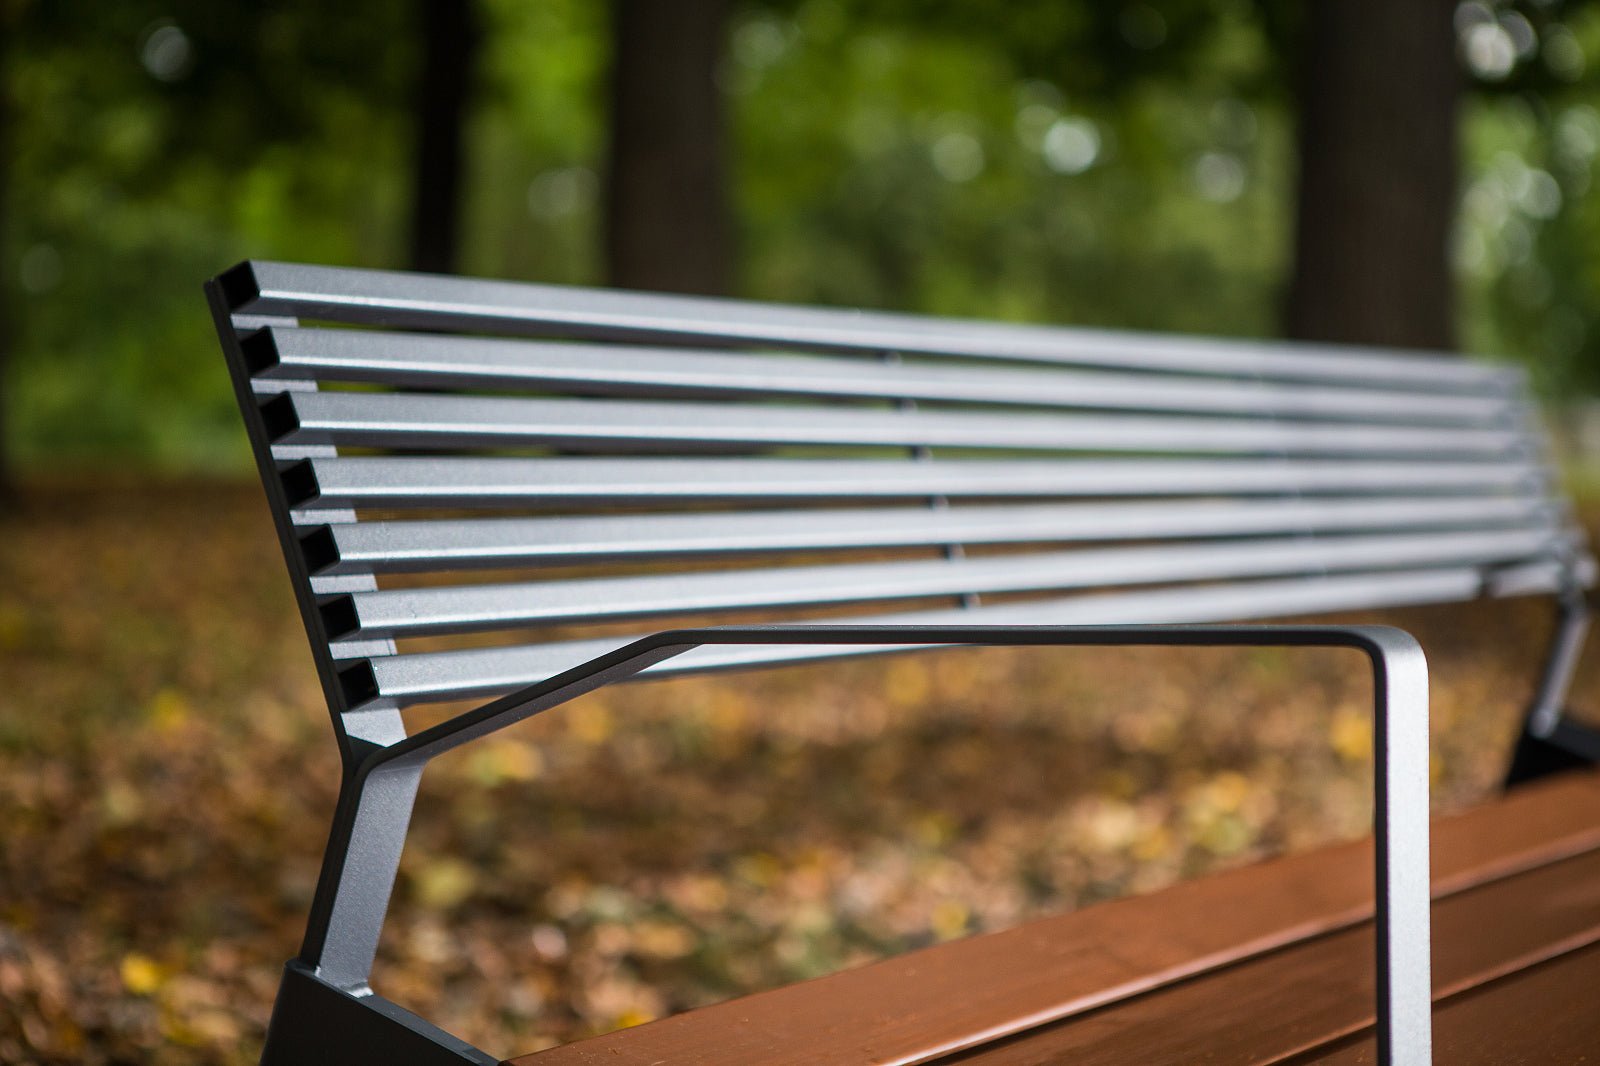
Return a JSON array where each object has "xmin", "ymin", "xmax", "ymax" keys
[{"xmin": 2, "ymin": 479, "xmax": 1596, "ymax": 1064}]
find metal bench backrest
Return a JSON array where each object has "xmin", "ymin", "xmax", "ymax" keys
[{"xmin": 205, "ymin": 260, "xmax": 1594, "ymax": 753}]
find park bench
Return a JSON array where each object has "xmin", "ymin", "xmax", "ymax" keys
[{"xmin": 203, "ymin": 261, "xmax": 1600, "ymax": 1065}]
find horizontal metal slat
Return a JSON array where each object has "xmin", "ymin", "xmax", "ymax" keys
[
  {"xmin": 223, "ymin": 261, "xmax": 1522, "ymax": 393},
  {"xmin": 264, "ymin": 391, "xmax": 1527, "ymax": 458},
  {"xmin": 354, "ymin": 559, "xmax": 1593, "ymax": 706},
  {"xmin": 253, "ymin": 327, "xmax": 1515, "ymax": 426},
  {"xmin": 324, "ymin": 527, "xmax": 1567, "ymax": 639},
  {"xmin": 285, "ymin": 456, "xmax": 1548, "ymax": 511},
  {"xmin": 311, "ymin": 496, "xmax": 1562, "ymax": 574}
]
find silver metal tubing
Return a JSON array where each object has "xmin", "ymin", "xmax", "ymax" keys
[
  {"xmin": 297, "ymin": 759, "xmax": 425, "ymax": 994},
  {"xmin": 304, "ymin": 624, "xmax": 1431, "ymax": 1065},
  {"xmin": 324, "ymin": 527, "xmax": 1568, "ymax": 641},
  {"xmin": 285, "ymin": 456, "xmax": 1546, "ymax": 510},
  {"xmin": 205, "ymin": 260, "xmax": 1600, "ymax": 1065},
  {"xmin": 225, "ymin": 259, "xmax": 1507, "ymax": 394},
  {"xmin": 1488, "ymin": 555, "xmax": 1597, "ymax": 598},
  {"xmin": 353, "ymin": 565, "xmax": 1523, "ymax": 707},
  {"xmin": 264, "ymin": 389, "xmax": 1527, "ymax": 457},
  {"xmin": 310, "ymin": 495, "xmax": 1562, "ymax": 574},
  {"xmin": 254, "ymin": 326, "xmax": 1514, "ymax": 426}
]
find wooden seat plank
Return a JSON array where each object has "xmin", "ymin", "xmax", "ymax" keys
[
  {"xmin": 926, "ymin": 839, "xmax": 1600, "ymax": 1065},
  {"xmin": 1304, "ymin": 941, "xmax": 1600, "ymax": 1064},
  {"xmin": 506, "ymin": 773, "xmax": 1600, "ymax": 1066}
]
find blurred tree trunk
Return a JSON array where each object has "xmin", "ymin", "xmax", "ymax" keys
[
  {"xmin": 407, "ymin": 0, "xmax": 479, "ymax": 274},
  {"xmin": 1287, "ymin": 0, "xmax": 1459, "ymax": 350},
  {"xmin": 605, "ymin": 0, "xmax": 733, "ymax": 295}
]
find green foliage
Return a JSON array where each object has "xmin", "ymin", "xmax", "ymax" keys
[
  {"xmin": 463, "ymin": 0, "xmax": 608, "ymax": 285},
  {"xmin": 1457, "ymin": 3, "xmax": 1600, "ymax": 396},
  {"xmin": 7, "ymin": 0, "xmax": 413, "ymax": 468},
  {"xmin": 5, "ymin": 0, "xmax": 1600, "ymax": 467},
  {"xmin": 730, "ymin": 2, "xmax": 1287, "ymax": 333}
]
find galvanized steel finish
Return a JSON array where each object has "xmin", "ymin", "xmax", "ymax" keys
[
  {"xmin": 206, "ymin": 259, "xmax": 1587, "ymax": 720},
  {"xmin": 225, "ymin": 259, "xmax": 1517, "ymax": 389},
  {"xmin": 204, "ymin": 259, "xmax": 1600, "ymax": 1066},
  {"xmin": 321, "ymin": 624, "xmax": 1436, "ymax": 1065}
]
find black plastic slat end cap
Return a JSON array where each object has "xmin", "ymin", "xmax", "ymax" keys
[
  {"xmin": 238, "ymin": 328, "xmax": 282, "ymax": 378},
  {"xmin": 337, "ymin": 661, "xmax": 381, "ymax": 711},
  {"xmin": 298, "ymin": 526, "xmax": 340, "ymax": 574},
  {"xmin": 279, "ymin": 460, "xmax": 322, "ymax": 508},
  {"xmin": 215, "ymin": 261, "xmax": 261, "ymax": 312},
  {"xmin": 320, "ymin": 596, "xmax": 361, "ymax": 641},
  {"xmin": 258, "ymin": 393, "xmax": 301, "ymax": 443}
]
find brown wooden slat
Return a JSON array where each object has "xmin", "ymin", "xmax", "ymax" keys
[
  {"xmin": 504, "ymin": 772, "xmax": 1600, "ymax": 1066},
  {"xmin": 929, "ymin": 844, "xmax": 1600, "ymax": 1065},
  {"xmin": 1304, "ymin": 941, "xmax": 1600, "ymax": 1065}
]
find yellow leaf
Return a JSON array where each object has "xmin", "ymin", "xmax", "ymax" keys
[
  {"xmin": 707, "ymin": 689, "xmax": 749, "ymax": 734},
  {"xmin": 0, "ymin": 603, "xmax": 28, "ymax": 649},
  {"xmin": 567, "ymin": 701, "xmax": 614, "ymax": 745},
  {"xmin": 147, "ymin": 688, "xmax": 192, "ymax": 732},
  {"xmin": 469, "ymin": 739, "xmax": 543, "ymax": 785},
  {"xmin": 1082, "ymin": 800, "xmax": 1139, "ymax": 852},
  {"xmin": 1132, "ymin": 824, "xmax": 1171, "ymax": 862},
  {"xmin": 1208, "ymin": 771, "xmax": 1250, "ymax": 814},
  {"xmin": 1329, "ymin": 710, "xmax": 1372, "ymax": 763},
  {"xmin": 885, "ymin": 658, "xmax": 931, "ymax": 709},
  {"xmin": 931, "ymin": 899, "xmax": 969, "ymax": 941},
  {"xmin": 913, "ymin": 812, "xmax": 956, "ymax": 849},
  {"xmin": 672, "ymin": 874, "xmax": 728, "ymax": 913},
  {"xmin": 633, "ymin": 920, "xmax": 695, "ymax": 960},
  {"xmin": 120, "ymin": 953, "xmax": 165, "ymax": 996},
  {"xmin": 734, "ymin": 852, "xmax": 783, "ymax": 887},
  {"xmin": 101, "ymin": 780, "xmax": 144, "ymax": 826},
  {"xmin": 414, "ymin": 858, "xmax": 476, "ymax": 910},
  {"xmin": 1199, "ymin": 814, "xmax": 1252, "ymax": 856}
]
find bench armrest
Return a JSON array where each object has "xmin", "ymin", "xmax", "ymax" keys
[{"xmin": 308, "ymin": 623, "xmax": 1432, "ymax": 1065}]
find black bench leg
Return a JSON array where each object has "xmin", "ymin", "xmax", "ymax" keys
[
  {"xmin": 1505, "ymin": 592, "xmax": 1600, "ymax": 789},
  {"xmin": 260, "ymin": 961, "xmax": 496, "ymax": 1066},
  {"xmin": 1506, "ymin": 717, "xmax": 1600, "ymax": 787},
  {"xmin": 263, "ymin": 754, "xmax": 482, "ymax": 1065}
]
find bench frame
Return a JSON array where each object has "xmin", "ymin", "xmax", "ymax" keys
[
  {"xmin": 1509, "ymin": 588, "xmax": 1600, "ymax": 782},
  {"xmin": 249, "ymin": 624, "xmax": 1433, "ymax": 1066},
  {"xmin": 202, "ymin": 265, "xmax": 1600, "ymax": 1065}
]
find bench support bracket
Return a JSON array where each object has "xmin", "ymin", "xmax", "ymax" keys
[
  {"xmin": 260, "ymin": 962, "xmax": 496, "ymax": 1066},
  {"xmin": 1507, "ymin": 591, "xmax": 1600, "ymax": 787},
  {"xmin": 284, "ymin": 623, "xmax": 1432, "ymax": 1066}
]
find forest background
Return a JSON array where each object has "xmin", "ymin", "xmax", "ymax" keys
[
  {"xmin": 4, "ymin": 0, "xmax": 1600, "ymax": 479},
  {"xmin": 5, "ymin": 3, "xmax": 1600, "ymax": 1062}
]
